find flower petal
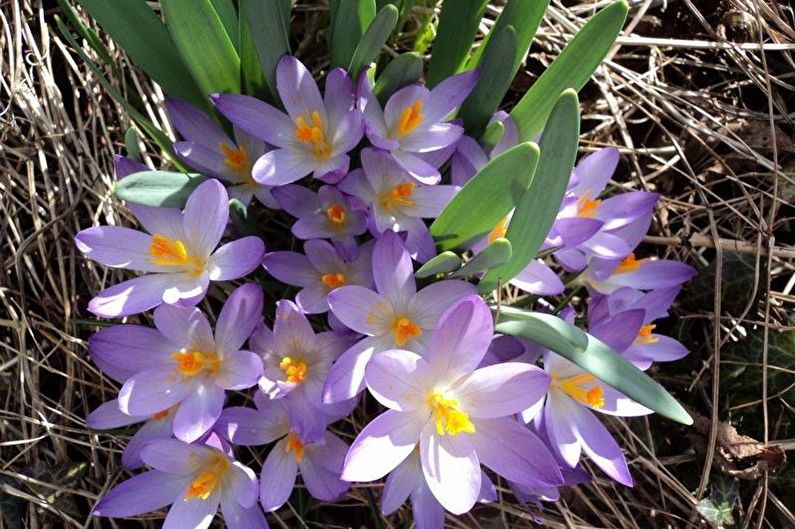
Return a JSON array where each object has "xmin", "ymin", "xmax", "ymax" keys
[
  {"xmin": 263, "ymin": 251, "xmax": 317, "ymax": 288},
  {"xmin": 424, "ymin": 69, "xmax": 479, "ymax": 123},
  {"xmin": 93, "ymin": 470, "xmax": 187, "ymax": 517},
  {"xmin": 75, "ymin": 226, "xmax": 165, "ymax": 272},
  {"xmin": 183, "ymin": 179, "xmax": 228, "ymax": 257},
  {"xmin": 215, "ymin": 283, "xmax": 264, "ymax": 353},
  {"xmin": 252, "ymin": 147, "xmax": 318, "ymax": 185},
  {"xmin": 542, "ymin": 393, "xmax": 581, "ymax": 467},
  {"xmin": 277, "ymin": 56, "xmax": 326, "ymax": 122},
  {"xmin": 207, "ymin": 237, "xmax": 265, "ymax": 281},
  {"xmin": 165, "ymin": 97, "xmax": 230, "ymax": 147},
  {"xmin": 118, "ymin": 367, "xmax": 194, "ymax": 416},
  {"xmin": 163, "ymin": 485, "xmax": 219, "ymax": 529},
  {"xmin": 391, "ymin": 150, "xmax": 441, "ymax": 184},
  {"xmin": 373, "ymin": 231, "xmax": 416, "ymax": 307},
  {"xmin": 411, "ymin": 484, "xmax": 445, "ymax": 529},
  {"xmin": 154, "ymin": 303, "xmax": 214, "ymax": 350},
  {"xmin": 139, "ymin": 439, "xmax": 207, "ymax": 475},
  {"xmin": 455, "ymin": 363, "xmax": 550, "ymax": 418},
  {"xmin": 211, "ymin": 93, "xmax": 295, "ymax": 147},
  {"xmin": 570, "ymin": 147, "xmax": 619, "ymax": 197},
  {"xmin": 89, "ymin": 325, "xmax": 173, "ymax": 382},
  {"xmin": 366, "ymin": 349, "xmax": 432, "ymax": 411},
  {"xmin": 328, "ymin": 286, "xmax": 393, "ymax": 335},
  {"xmin": 408, "ymin": 280, "xmax": 477, "ymax": 332},
  {"xmin": 381, "ymin": 450, "xmax": 423, "ymax": 515},
  {"xmin": 216, "ymin": 404, "xmax": 288, "ymax": 446},
  {"xmin": 86, "ymin": 400, "xmax": 143, "ymax": 430},
  {"xmin": 426, "ymin": 295, "xmax": 491, "ymax": 383},
  {"xmin": 172, "ymin": 383, "xmax": 226, "ymax": 442},
  {"xmin": 216, "ymin": 350, "xmax": 263, "ymax": 390},
  {"xmin": 570, "ymin": 403, "xmax": 633, "ymax": 486},
  {"xmin": 260, "ymin": 437, "xmax": 298, "ymax": 511},
  {"xmin": 419, "ymin": 422, "xmax": 480, "ymax": 515},
  {"xmin": 301, "ymin": 434, "xmax": 350, "ymax": 501},
  {"xmin": 510, "ymin": 260, "xmax": 565, "ymax": 296},
  {"xmin": 123, "ymin": 412, "xmax": 175, "ymax": 469},
  {"xmin": 220, "ymin": 494, "xmax": 269, "ymax": 529},
  {"xmin": 323, "ymin": 335, "xmax": 384, "ymax": 403}
]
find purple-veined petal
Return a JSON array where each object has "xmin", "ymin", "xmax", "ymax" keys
[
  {"xmin": 271, "ymin": 184, "xmax": 319, "ymax": 217},
  {"xmin": 323, "ymin": 335, "xmax": 387, "ymax": 403},
  {"xmin": 411, "ymin": 484, "xmax": 445, "ymax": 529},
  {"xmin": 580, "ymin": 231, "xmax": 632, "ymax": 260},
  {"xmin": 89, "ymin": 325, "xmax": 173, "ymax": 382},
  {"xmin": 381, "ymin": 450, "xmax": 423, "ymax": 515},
  {"xmin": 313, "ymin": 153, "xmax": 350, "ymax": 182},
  {"xmin": 220, "ymin": 493, "xmax": 269, "ymax": 529},
  {"xmin": 588, "ymin": 309, "xmax": 645, "ymax": 354},
  {"xmin": 123, "ymin": 411, "xmax": 175, "ymax": 469},
  {"xmin": 296, "ymin": 283, "xmax": 331, "ymax": 314},
  {"xmin": 216, "ymin": 350, "xmax": 263, "ymax": 390},
  {"xmin": 391, "ymin": 150, "xmax": 441, "ymax": 184},
  {"xmin": 324, "ymin": 68, "xmax": 355, "ymax": 125},
  {"xmin": 211, "ymin": 93, "xmax": 295, "ymax": 147},
  {"xmin": 454, "ymin": 362, "xmax": 550, "ymax": 418},
  {"xmin": 552, "ymin": 217, "xmax": 603, "ymax": 247},
  {"xmin": 596, "ymin": 192, "xmax": 658, "ymax": 231},
  {"xmin": 165, "ymin": 97, "xmax": 230, "ymax": 147},
  {"xmin": 424, "ymin": 69, "xmax": 479, "ymax": 123},
  {"xmin": 139, "ymin": 439, "xmax": 207, "ymax": 475},
  {"xmin": 328, "ymin": 286, "xmax": 393, "ymax": 335},
  {"xmin": 253, "ymin": 147, "xmax": 318, "ymax": 185},
  {"xmin": 400, "ymin": 123, "xmax": 463, "ymax": 153},
  {"xmin": 366, "ymin": 349, "xmax": 432, "ymax": 411},
  {"xmin": 228, "ymin": 462, "xmax": 260, "ymax": 508},
  {"xmin": 407, "ymin": 280, "xmax": 477, "ymax": 332},
  {"xmin": 75, "ymin": 226, "xmax": 166, "ymax": 272},
  {"xmin": 172, "ymin": 383, "xmax": 226, "ymax": 442},
  {"xmin": 86, "ymin": 400, "xmax": 143, "ymax": 429},
  {"xmin": 373, "ymin": 231, "xmax": 416, "ymax": 307},
  {"xmin": 183, "ymin": 179, "xmax": 228, "ymax": 257},
  {"xmin": 301, "ymin": 445, "xmax": 350, "ymax": 501},
  {"xmin": 174, "ymin": 141, "xmax": 231, "ymax": 181},
  {"xmin": 276, "ymin": 56, "xmax": 326, "ymax": 123},
  {"xmin": 542, "ymin": 393, "xmax": 581, "ymax": 467},
  {"xmin": 154, "ymin": 303, "xmax": 214, "ymax": 350},
  {"xmin": 163, "ymin": 484, "xmax": 219, "ymax": 529},
  {"xmin": 419, "ymin": 421, "xmax": 480, "ymax": 515},
  {"xmin": 510, "ymin": 260, "xmax": 565, "ymax": 296},
  {"xmin": 216, "ymin": 405, "xmax": 289, "ymax": 446},
  {"xmin": 215, "ymin": 284, "xmax": 264, "ymax": 353},
  {"xmin": 118, "ymin": 367, "xmax": 194, "ymax": 416},
  {"xmin": 569, "ymin": 403, "xmax": 633, "ymax": 486},
  {"xmin": 426, "ymin": 295, "xmax": 492, "ymax": 383},
  {"xmin": 263, "ymin": 251, "xmax": 317, "ymax": 288},
  {"xmin": 93, "ymin": 471, "xmax": 187, "ymax": 517},
  {"xmin": 260, "ymin": 437, "xmax": 298, "ymax": 511},
  {"xmin": 570, "ymin": 147, "xmax": 620, "ymax": 197},
  {"xmin": 207, "ymin": 236, "xmax": 265, "ymax": 281},
  {"xmin": 404, "ymin": 185, "xmax": 458, "ymax": 218}
]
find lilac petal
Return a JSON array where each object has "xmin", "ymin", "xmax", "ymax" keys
[
  {"xmin": 301, "ymin": 448, "xmax": 350, "ymax": 501},
  {"xmin": 165, "ymin": 97, "xmax": 229, "ymax": 147},
  {"xmin": 183, "ymin": 179, "xmax": 228, "ymax": 257},
  {"xmin": 570, "ymin": 147, "xmax": 620, "ymax": 197},
  {"xmin": 296, "ymin": 283, "xmax": 332, "ymax": 314},
  {"xmin": 408, "ymin": 280, "xmax": 477, "ymax": 331},
  {"xmin": 254, "ymin": 147, "xmax": 318, "ymax": 185},
  {"xmin": 329, "ymin": 109, "xmax": 364, "ymax": 154},
  {"xmin": 119, "ymin": 367, "xmax": 193, "ymax": 416},
  {"xmin": 405, "ymin": 185, "xmax": 458, "ymax": 218},
  {"xmin": 211, "ymin": 93, "xmax": 294, "ymax": 147},
  {"xmin": 382, "ymin": 452, "xmax": 421, "ymax": 514},
  {"xmin": 628, "ymin": 335, "xmax": 689, "ymax": 364},
  {"xmin": 313, "ymin": 153, "xmax": 351, "ymax": 182},
  {"xmin": 260, "ymin": 437, "xmax": 298, "ymax": 511},
  {"xmin": 291, "ymin": 214, "xmax": 336, "ymax": 240},
  {"xmin": 510, "ymin": 260, "xmax": 565, "ymax": 296},
  {"xmin": 402, "ymin": 218, "xmax": 437, "ymax": 264},
  {"xmin": 216, "ymin": 405, "xmax": 288, "ymax": 446},
  {"xmin": 570, "ymin": 404, "xmax": 633, "ymax": 486},
  {"xmin": 455, "ymin": 363, "xmax": 550, "ymax": 418},
  {"xmin": 554, "ymin": 248, "xmax": 587, "ymax": 273},
  {"xmin": 228, "ymin": 462, "xmax": 260, "ymax": 508},
  {"xmin": 427, "ymin": 295, "xmax": 492, "ymax": 383},
  {"xmin": 424, "ymin": 69, "xmax": 479, "ymax": 123},
  {"xmin": 419, "ymin": 422, "xmax": 480, "ymax": 515},
  {"xmin": 207, "ymin": 236, "xmax": 265, "ymax": 281},
  {"xmin": 366, "ymin": 350, "xmax": 431, "ymax": 411},
  {"xmin": 163, "ymin": 484, "xmax": 219, "ymax": 529},
  {"xmin": 89, "ymin": 325, "xmax": 172, "ymax": 383},
  {"xmin": 328, "ymin": 286, "xmax": 393, "ymax": 335},
  {"xmin": 172, "ymin": 383, "xmax": 225, "ymax": 442},
  {"xmin": 216, "ymin": 351, "xmax": 263, "ymax": 390},
  {"xmin": 86, "ymin": 400, "xmax": 142, "ymax": 429},
  {"xmin": 325, "ymin": 68, "xmax": 355, "ymax": 124},
  {"xmin": 553, "ymin": 217, "xmax": 603, "ymax": 247},
  {"xmin": 215, "ymin": 283, "xmax": 264, "ymax": 353},
  {"xmin": 263, "ymin": 251, "xmax": 317, "ymax": 287},
  {"xmin": 580, "ymin": 231, "xmax": 632, "ymax": 260},
  {"xmin": 491, "ymin": 111, "xmax": 519, "ymax": 156},
  {"xmin": 174, "ymin": 141, "xmax": 231, "ymax": 181},
  {"xmin": 220, "ymin": 494, "xmax": 269, "ymax": 529},
  {"xmin": 543, "ymin": 394, "xmax": 581, "ymax": 467},
  {"xmin": 392, "ymin": 150, "xmax": 441, "ymax": 184},
  {"xmin": 589, "ymin": 309, "xmax": 645, "ymax": 354},
  {"xmin": 342, "ymin": 409, "xmax": 426, "ymax": 481},
  {"xmin": 154, "ymin": 303, "xmax": 214, "ymax": 350},
  {"xmin": 471, "ymin": 418, "xmax": 563, "ymax": 487},
  {"xmin": 373, "ymin": 231, "xmax": 416, "ymax": 306},
  {"xmin": 272, "ymin": 299, "xmax": 316, "ymax": 349},
  {"xmin": 323, "ymin": 335, "xmax": 384, "ymax": 403},
  {"xmin": 411, "ymin": 485, "xmax": 445, "ymax": 529},
  {"xmin": 115, "ymin": 155, "xmax": 148, "ymax": 179},
  {"xmin": 93, "ymin": 471, "xmax": 187, "ymax": 517},
  {"xmin": 603, "ymin": 260, "xmax": 697, "ymax": 292},
  {"xmin": 595, "ymin": 385, "xmax": 654, "ymax": 417},
  {"xmin": 634, "ymin": 286, "xmax": 681, "ymax": 323},
  {"xmin": 123, "ymin": 412, "xmax": 175, "ymax": 469},
  {"xmin": 276, "ymin": 56, "xmax": 325, "ymax": 122},
  {"xmin": 451, "ymin": 136, "xmax": 487, "ymax": 186},
  {"xmin": 271, "ymin": 184, "xmax": 319, "ymax": 217},
  {"xmin": 75, "ymin": 226, "xmax": 164, "ymax": 272},
  {"xmin": 400, "ymin": 123, "xmax": 463, "ymax": 153},
  {"xmin": 139, "ymin": 439, "xmax": 207, "ymax": 475},
  {"xmin": 597, "ymin": 192, "xmax": 659, "ymax": 231}
]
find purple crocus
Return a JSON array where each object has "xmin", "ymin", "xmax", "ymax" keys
[
  {"xmin": 450, "ymin": 111, "xmax": 519, "ymax": 187},
  {"xmin": 216, "ymin": 395, "xmax": 349, "ymax": 511},
  {"xmin": 341, "ymin": 296, "xmax": 563, "ymax": 515},
  {"xmin": 339, "ymin": 147, "xmax": 458, "ymax": 262},
  {"xmin": 93, "ymin": 438, "xmax": 266, "ymax": 529},
  {"xmin": 96, "ymin": 283, "xmax": 264, "ymax": 442},
  {"xmin": 263, "ymin": 239, "xmax": 374, "ymax": 313},
  {"xmin": 75, "ymin": 179, "xmax": 264, "ymax": 317},
  {"xmin": 165, "ymin": 97, "xmax": 277, "ymax": 208},
  {"xmin": 357, "ymin": 70, "xmax": 479, "ymax": 184},
  {"xmin": 212, "ymin": 56, "xmax": 363, "ymax": 185},
  {"xmin": 323, "ymin": 231, "xmax": 476, "ymax": 403},
  {"xmin": 581, "ymin": 253, "xmax": 697, "ymax": 294}
]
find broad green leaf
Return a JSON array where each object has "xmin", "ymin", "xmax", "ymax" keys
[
  {"xmin": 415, "ymin": 251, "xmax": 462, "ymax": 279},
  {"xmin": 114, "ymin": 171, "xmax": 207, "ymax": 208},
  {"xmin": 495, "ymin": 307, "xmax": 693, "ymax": 425},
  {"xmin": 241, "ymin": 0, "xmax": 291, "ymax": 105},
  {"xmin": 209, "ymin": 0, "xmax": 239, "ymax": 52},
  {"xmin": 452, "ymin": 238, "xmax": 512, "ymax": 278},
  {"xmin": 430, "ymin": 142, "xmax": 539, "ymax": 251},
  {"xmin": 74, "ymin": 0, "xmax": 207, "ymax": 109},
  {"xmin": 426, "ymin": 0, "xmax": 488, "ymax": 87},
  {"xmin": 330, "ymin": 0, "xmax": 377, "ymax": 69},
  {"xmin": 511, "ymin": 0, "xmax": 628, "ymax": 141},
  {"xmin": 124, "ymin": 127, "xmax": 140, "ymax": 161},
  {"xmin": 480, "ymin": 89, "xmax": 579, "ymax": 292},
  {"xmin": 239, "ymin": 1, "xmax": 268, "ymax": 99},
  {"xmin": 458, "ymin": 25, "xmax": 516, "ymax": 135},
  {"xmin": 373, "ymin": 52, "xmax": 423, "ymax": 105},
  {"xmin": 348, "ymin": 4, "xmax": 399, "ymax": 78},
  {"xmin": 162, "ymin": 0, "xmax": 241, "ymax": 97}
]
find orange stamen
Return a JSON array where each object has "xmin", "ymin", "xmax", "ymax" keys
[
  {"xmin": 555, "ymin": 373, "xmax": 605, "ymax": 409},
  {"xmin": 391, "ymin": 317, "xmax": 422, "ymax": 346},
  {"xmin": 576, "ymin": 191, "xmax": 601, "ymax": 218},
  {"xmin": 279, "ymin": 357, "xmax": 308, "ymax": 384},
  {"xmin": 634, "ymin": 324, "xmax": 659, "ymax": 345},
  {"xmin": 295, "ymin": 111, "xmax": 332, "ymax": 159},
  {"xmin": 219, "ymin": 142, "xmax": 251, "ymax": 175},
  {"xmin": 149, "ymin": 233, "xmax": 205, "ymax": 276},
  {"xmin": 488, "ymin": 216, "xmax": 510, "ymax": 243},
  {"xmin": 172, "ymin": 351, "xmax": 222, "ymax": 377},
  {"xmin": 184, "ymin": 455, "xmax": 230, "ymax": 501},
  {"xmin": 396, "ymin": 100, "xmax": 424, "ymax": 137},
  {"xmin": 326, "ymin": 203, "xmax": 347, "ymax": 226},
  {"xmin": 615, "ymin": 253, "xmax": 645, "ymax": 274},
  {"xmin": 285, "ymin": 432, "xmax": 306, "ymax": 462},
  {"xmin": 321, "ymin": 272, "xmax": 346, "ymax": 289},
  {"xmin": 379, "ymin": 182, "xmax": 415, "ymax": 211}
]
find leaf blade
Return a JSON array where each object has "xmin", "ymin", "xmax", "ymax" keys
[
  {"xmin": 114, "ymin": 171, "xmax": 207, "ymax": 208},
  {"xmin": 426, "ymin": 0, "xmax": 488, "ymax": 87},
  {"xmin": 348, "ymin": 4, "xmax": 399, "ymax": 78},
  {"xmin": 241, "ymin": 0, "xmax": 291, "ymax": 104}
]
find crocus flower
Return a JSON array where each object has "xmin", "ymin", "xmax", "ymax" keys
[
  {"xmin": 341, "ymin": 296, "xmax": 563, "ymax": 515},
  {"xmin": 581, "ymin": 253, "xmax": 697, "ymax": 294},
  {"xmin": 216, "ymin": 395, "xmax": 349, "ymax": 511},
  {"xmin": 339, "ymin": 147, "xmax": 458, "ymax": 262},
  {"xmin": 75, "ymin": 180, "xmax": 265, "ymax": 317},
  {"xmin": 93, "ymin": 438, "xmax": 266, "ymax": 529},
  {"xmin": 263, "ymin": 239, "xmax": 374, "ymax": 313},
  {"xmin": 450, "ymin": 111, "xmax": 519, "ymax": 186},
  {"xmin": 357, "ymin": 70, "xmax": 479, "ymax": 184},
  {"xmin": 102, "ymin": 284, "xmax": 264, "ymax": 442},
  {"xmin": 165, "ymin": 98, "xmax": 277, "ymax": 208},
  {"xmin": 272, "ymin": 184, "xmax": 367, "ymax": 257},
  {"xmin": 252, "ymin": 300, "xmax": 356, "ymax": 441},
  {"xmin": 323, "ymin": 231, "xmax": 476, "ymax": 403},
  {"xmin": 212, "ymin": 56, "xmax": 362, "ymax": 185}
]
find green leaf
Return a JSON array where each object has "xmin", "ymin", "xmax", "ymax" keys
[
  {"xmin": 373, "ymin": 52, "xmax": 423, "ymax": 105},
  {"xmin": 114, "ymin": 171, "xmax": 207, "ymax": 208},
  {"xmin": 57, "ymin": 0, "xmax": 115, "ymax": 69},
  {"xmin": 415, "ymin": 252, "xmax": 462, "ymax": 279},
  {"xmin": 511, "ymin": 0, "xmax": 628, "ymax": 142},
  {"xmin": 74, "ymin": 0, "xmax": 206, "ymax": 109},
  {"xmin": 124, "ymin": 127, "xmax": 140, "ymax": 161},
  {"xmin": 162, "ymin": 0, "xmax": 241, "ymax": 97},
  {"xmin": 229, "ymin": 199, "xmax": 264, "ymax": 238},
  {"xmin": 330, "ymin": 0, "xmax": 377, "ymax": 69},
  {"xmin": 480, "ymin": 89, "xmax": 579, "ymax": 292},
  {"xmin": 452, "ymin": 238, "xmax": 512, "ymax": 278},
  {"xmin": 495, "ymin": 307, "xmax": 693, "ymax": 425},
  {"xmin": 479, "ymin": 120, "xmax": 505, "ymax": 152},
  {"xmin": 241, "ymin": 0, "xmax": 291, "ymax": 104},
  {"xmin": 348, "ymin": 4, "xmax": 399, "ymax": 78},
  {"xmin": 209, "ymin": 0, "xmax": 239, "ymax": 52},
  {"xmin": 458, "ymin": 25, "xmax": 516, "ymax": 134},
  {"xmin": 239, "ymin": 0, "xmax": 268, "ymax": 99},
  {"xmin": 430, "ymin": 142, "xmax": 539, "ymax": 252},
  {"xmin": 426, "ymin": 0, "xmax": 488, "ymax": 87}
]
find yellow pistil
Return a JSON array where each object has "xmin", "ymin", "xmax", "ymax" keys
[
  {"xmin": 428, "ymin": 391, "xmax": 475, "ymax": 436},
  {"xmin": 295, "ymin": 111, "xmax": 332, "ymax": 159},
  {"xmin": 379, "ymin": 182, "xmax": 415, "ymax": 211},
  {"xmin": 172, "ymin": 351, "xmax": 222, "ymax": 378},
  {"xmin": 321, "ymin": 272, "xmax": 346, "ymax": 289},
  {"xmin": 326, "ymin": 203, "xmax": 347, "ymax": 226},
  {"xmin": 396, "ymin": 100, "xmax": 424, "ymax": 137},
  {"xmin": 488, "ymin": 216, "xmax": 510, "ymax": 243},
  {"xmin": 576, "ymin": 191, "xmax": 601, "ymax": 218},
  {"xmin": 555, "ymin": 373, "xmax": 605, "ymax": 409},
  {"xmin": 149, "ymin": 233, "xmax": 205, "ymax": 276},
  {"xmin": 285, "ymin": 432, "xmax": 306, "ymax": 463},
  {"xmin": 391, "ymin": 317, "xmax": 422, "ymax": 346},
  {"xmin": 614, "ymin": 253, "xmax": 645, "ymax": 274},
  {"xmin": 634, "ymin": 324, "xmax": 659, "ymax": 345},
  {"xmin": 184, "ymin": 454, "xmax": 230, "ymax": 501},
  {"xmin": 279, "ymin": 357, "xmax": 308, "ymax": 384},
  {"xmin": 219, "ymin": 142, "xmax": 251, "ymax": 175}
]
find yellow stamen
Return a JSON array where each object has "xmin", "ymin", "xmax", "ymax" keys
[
  {"xmin": 279, "ymin": 357, "xmax": 308, "ymax": 384},
  {"xmin": 615, "ymin": 253, "xmax": 645, "ymax": 274},
  {"xmin": 428, "ymin": 391, "xmax": 475, "ymax": 436},
  {"xmin": 396, "ymin": 100, "xmax": 424, "ymax": 137},
  {"xmin": 576, "ymin": 191, "xmax": 601, "ymax": 218},
  {"xmin": 184, "ymin": 454, "xmax": 230, "ymax": 501},
  {"xmin": 149, "ymin": 233, "xmax": 205, "ymax": 276},
  {"xmin": 295, "ymin": 111, "xmax": 332, "ymax": 159},
  {"xmin": 285, "ymin": 432, "xmax": 305, "ymax": 463},
  {"xmin": 634, "ymin": 324, "xmax": 659, "ymax": 345},
  {"xmin": 321, "ymin": 272, "xmax": 346, "ymax": 289},
  {"xmin": 172, "ymin": 351, "xmax": 222, "ymax": 377},
  {"xmin": 326, "ymin": 203, "xmax": 347, "ymax": 226},
  {"xmin": 391, "ymin": 317, "xmax": 422, "ymax": 347},
  {"xmin": 219, "ymin": 142, "xmax": 251, "ymax": 175},
  {"xmin": 152, "ymin": 409, "xmax": 171, "ymax": 421},
  {"xmin": 379, "ymin": 182, "xmax": 415, "ymax": 211},
  {"xmin": 488, "ymin": 216, "xmax": 510, "ymax": 243},
  {"xmin": 555, "ymin": 373, "xmax": 605, "ymax": 409}
]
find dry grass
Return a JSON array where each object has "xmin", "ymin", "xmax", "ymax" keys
[{"xmin": 1, "ymin": 0, "xmax": 793, "ymax": 527}]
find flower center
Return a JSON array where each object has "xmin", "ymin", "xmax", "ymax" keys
[
  {"xmin": 172, "ymin": 351, "xmax": 222, "ymax": 378},
  {"xmin": 428, "ymin": 391, "xmax": 475, "ymax": 436},
  {"xmin": 326, "ymin": 203, "xmax": 347, "ymax": 226},
  {"xmin": 391, "ymin": 317, "xmax": 422, "ymax": 347},
  {"xmin": 396, "ymin": 99, "xmax": 424, "ymax": 137},
  {"xmin": 379, "ymin": 182, "xmax": 415, "ymax": 211},
  {"xmin": 321, "ymin": 272, "xmax": 346, "ymax": 289},
  {"xmin": 279, "ymin": 356, "xmax": 308, "ymax": 384},
  {"xmin": 554, "ymin": 373, "xmax": 605, "ymax": 408},
  {"xmin": 634, "ymin": 324, "xmax": 659, "ymax": 345},
  {"xmin": 285, "ymin": 432, "xmax": 305, "ymax": 463},
  {"xmin": 295, "ymin": 110, "xmax": 332, "ymax": 159},
  {"xmin": 576, "ymin": 191, "xmax": 601, "ymax": 218},
  {"xmin": 149, "ymin": 233, "xmax": 205, "ymax": 276},
  {"xmin": 152, "ymin": 408, "xmax": 172, "ymax": 421},
  {"xmin": 219, "ymin": 142, "xmax": 251, "ymax": 175},
  {"xmin": 184, "ymin": 454, "xmax": 230, "ymax": 501},
  {"xmin": 615, "ymin": 253, "xmax": 645, "ymax": 274},
  {"xmin": 488, "ymin": 216, "xmax": 510, "ymax": 243}
]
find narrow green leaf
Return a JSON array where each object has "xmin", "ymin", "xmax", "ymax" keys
[
  {"xmin": 114, "ymin": 171, "xmax": 207, "ymax": 208},
  {"xmin": 511, "ymin": 0, "xmax": 628, "ymax": 142},
  {"xmin": 209, "ymin": 0, "xmax": 239, "ymax": 52},
  {"xmin": 162, "ymin": 0, "xmax": 241, "ymax": 97},
  {"xmin": 495, "ymin": 307, "xmax": 693, "ymax": 425},
  {"xmin": 481, "ymin": 89, "xmax": 579, "ymax": 292},
  {"xmin": 239, "ymin": 0, "xmax": 268, "ymax": 99},
  {"xmin": 426, "ymin": 0, "xmax": 488, "ymax": 87},
  {"xmin": 348, "ymin": 4, "xmax": 399, "ymax": 78},
  {"xmin": 479, "ymin": 120, "xmax": 505, "ymax": 152},
  {"xmin": 57, "ymin": 0, "xmax": 115, "ymax": 69},
  {"xmin": 452, "ymin": 238, "xmax": 512, "ymax": 278},
  {"xmin": 124, "ymin": 127, "xmax": 140, "ymax": 161},
  {"xmin": 430, "ymin": 142, "xmax": 539, "ymax": 251},
  {"xmin": 373, "ymin": 52, "xmax": 423, "ymax": 105},
  {"xmin": 458, "ymin": 25, "xmax": 516, "ymax": 134},
  {"xmin": 415, "ymin": 252, "xmax": 462, "ymax": 279},
  {"xmin": 242, "ymin": 0, "xmax": 291, "ymax": 104},
  {"xmin": 330, "ymin": 0, "xmax": 377, "ymax": 69}
]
